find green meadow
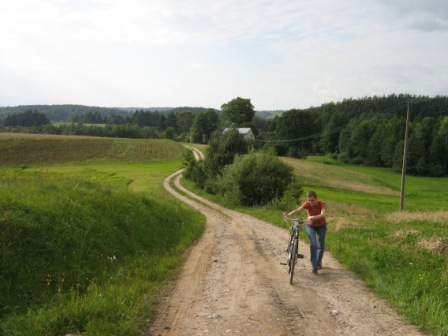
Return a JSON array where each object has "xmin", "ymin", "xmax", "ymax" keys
[
  {"xmin": 0, "ymin": 135, "xmax": 205, "ymax": 335},
  {"xmin": 286, "ymin": 156, "xmax": 448, "ymax": 336},
  {"xmin": 181, "ymin": 156, "xmax": 448, "ymax": 336},
  {"xmin": 1, "ymin": 134, "xmax": 447, "ymax": 335}
]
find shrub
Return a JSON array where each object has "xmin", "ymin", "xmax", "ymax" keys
[
  {"xmin": 429, "ymin": 164, "xmax": 444, "ymax": 177},
  {"xmin": 337, "ymin": 152, "xmax": 350, "ymax": 163},
  {"xmin": 184, "ymin": 159, "xmax": 207, "ymax": 189},
  {"xmin": 350, "ymin": 156, "xmax": 364, "ymax": 165},
  {"xmin": 218, "ymin": 151, "xmax": 294, "ymax": 206},
  {"xmin": 277, "ymin": 176, "xmax": 303, "ymax": 211}
]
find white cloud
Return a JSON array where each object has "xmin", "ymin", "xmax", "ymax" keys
[{"xmin": 0, "ymin": 0, "xmax": 447, "ymax": 109}]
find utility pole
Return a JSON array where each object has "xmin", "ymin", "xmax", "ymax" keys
[{"xmin": 400, "ymin": 102, "xmax": 411, "ymax": 211}]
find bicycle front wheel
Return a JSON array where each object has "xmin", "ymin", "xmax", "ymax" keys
[{"xmin": 289, "ymin": 238, "xmax": 298, "ymax": 285}]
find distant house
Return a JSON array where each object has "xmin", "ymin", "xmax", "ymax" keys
[{"xmin": 223, "ymin": 127, "xmax": 255, "ymax": 141}]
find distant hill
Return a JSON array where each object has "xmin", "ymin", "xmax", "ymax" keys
[
  {"xmin": 0, "ymin": 103, "xmax": 286, "ymax": 123},
  {"xmin": 0, "ymin": 105, "xmax": 129, "ymax": 122},
  {"xmin": 169, "ymin": 107, "xmax": 213, "ymax": 114},
  {"xmin": 2, "ymin": 95, "xmax": 446, "ymax": 124},
  {"xmin": 0, "ymin": 105, "xmax": 200, "ymax": 123},
  {"xmin": 114, "ymin": 107, "xmax": 173, "ymax": 113},
  {"xmin": 255, "ymin": 110, "xmax": 285, "ymax": 119}
]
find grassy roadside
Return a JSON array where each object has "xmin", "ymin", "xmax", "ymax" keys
[
  {"xmin": 0, "ymin": 137, "xmax": 206, "ymax": 335},
  {"xmin": 180, "ymin": 157, "xmax": 448, "ymax": 336}
]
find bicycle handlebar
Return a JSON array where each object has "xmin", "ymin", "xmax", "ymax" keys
[{"xmin": 283, "ymin": 216, "xmax": 305, "ymax": 225}]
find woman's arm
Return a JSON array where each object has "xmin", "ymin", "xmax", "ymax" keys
[
  {"xmin": 286, "ymin": 205, "xmax": 305, "ymax": 217},
  {"xmin": 308, "ymin": 208, "xmax": 326, "ymax": 221}
]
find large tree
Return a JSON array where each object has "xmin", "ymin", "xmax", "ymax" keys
[
  {"xmin": 176, "ymin": 111, "xmax": 194, "ymax": 134},
  {"xmin": 430, "ymin": 116, "xmax": 448, "ymax": 175},
  {"xmin": 204, "ymin": 128, "xmax": 249, "ymax": 178},
  {"xmin": 220, "ymin": 97, "xmax": 255, "ymax": 127},
  {"xmin": 274, "ymin": 109, "xmax": 317, "ymax": 158},
  {"xmin": 319, "ymin": 111, "xmax": 347, "ymax": 154},
  {"xmin": 190, "ymin": 109, "xmax": 220, "ymax": 143},
  {"xmin": 185, "ymin": 128, "xmax": 250, "ymax": 193}
]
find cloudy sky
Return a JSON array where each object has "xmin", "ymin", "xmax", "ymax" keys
[{"xmin": 0, "ymin": 0, "xmax": 447, "ymax": 110}]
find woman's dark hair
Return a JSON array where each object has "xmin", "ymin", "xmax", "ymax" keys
[{"xmin": 306, "ymin": 190, "xmax": 317, "ymax": 198}]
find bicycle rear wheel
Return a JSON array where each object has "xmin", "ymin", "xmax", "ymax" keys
[{"xmin": 289, "ymin": 238, "xmax": 298, "ymax": 285}]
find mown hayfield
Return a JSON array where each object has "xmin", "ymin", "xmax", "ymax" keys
[
  {"xmin": 0, "ymin": 134, "xmax": 205, "ymax": 336},
  {"xmin": 0, "ymin": 132, "xmax": 185, "ymax": 165},
  {"xmin": 0, "ymin": 132, "xmax": 98, "ymax": 139},
  {"xmin": 282, "ymin": 156, "xmax": 448, "ymax": 213},
  {"xmin": 281, "ymin": 157, "xmax": 399, "ymax": 196}
]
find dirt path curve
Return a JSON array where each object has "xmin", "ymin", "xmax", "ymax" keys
[{"xmin": 148, "ymin": 149, "xmax": 423, "ymax": 336}]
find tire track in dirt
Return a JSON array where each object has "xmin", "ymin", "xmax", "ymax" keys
[{"xmin": 149, "ymin": 149, "xmax": 424, "ymax": 336}]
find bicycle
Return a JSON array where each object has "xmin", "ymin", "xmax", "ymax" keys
[{"xmin": 282, "ymin": 215, "xmax": 305, "ymax": 285}]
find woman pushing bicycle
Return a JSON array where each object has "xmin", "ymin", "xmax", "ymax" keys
[{"xmin": 284, "ymin": 190, "xmax": 327, "ymax": 275}]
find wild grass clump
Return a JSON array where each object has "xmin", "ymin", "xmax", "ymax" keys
[
  {"xmin": 0, "ymin": 173, "xmax": 204, "ymax": 335},
  {"xmin": 329, "ymin": 216, "xmax": 448, "ymax": 336},
  {"xmin": 386, "ymin": 210, "xmax": 448, "ymax": 224}
]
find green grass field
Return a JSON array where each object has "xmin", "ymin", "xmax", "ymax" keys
[
  {"xmin": 282, "ymin": 156, "xmax": 448, "ymax": 213},
  {"xmin": 0, "ymin": 134, "xmax": 205, "ymax": 335},
  {"xmin": 181, "ymin": 156, "xmax": 448, "ymax": 336},
  {"xmin": 1, "ymin": 134, "xmax": 447, "ymax": 335}
]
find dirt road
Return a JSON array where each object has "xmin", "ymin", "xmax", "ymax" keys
[{"xmin": 149, "ymin": 150, "xmax": 423, "ymax": 336}]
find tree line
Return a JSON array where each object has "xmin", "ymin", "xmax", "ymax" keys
[
  {"xmin": 3, "ymin": 110, "xmax": 51, "ymax": 127},
  {"xmin": 265, "ymin": 94, "xmax": 448, "ymax": 177},
  {"xmin": 1, "ymin": 94, "xmax": 447, "ymax": 177},
  {"xmin": 0, "ymin": 104, "xmax": 131, "ymax": 123}
]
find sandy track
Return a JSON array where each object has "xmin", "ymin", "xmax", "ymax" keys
[{"xmin": 149, "ymin": 150, "xmax": 423, "ymax": 336}]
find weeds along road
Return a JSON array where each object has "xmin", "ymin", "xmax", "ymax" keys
[{"xmin": 149, "ymin": 148, "xmax": 423, "ymax": 336}]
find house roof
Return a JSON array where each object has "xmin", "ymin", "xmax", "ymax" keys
[
  {"xmin": 223, "ymin": 127, "xmax": 253, "ymax": 135},
  {"xmin": 237, "ymin": 128, "xmax": 252, "ymax": 134}
]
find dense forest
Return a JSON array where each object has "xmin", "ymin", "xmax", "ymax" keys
[
  {"xmin": 1, "ymin": 94, "xmax": 447, "ymax": 177},
  {"xmin": 268, "ymin": 94, "xmax": 448, "ymax": 177}
]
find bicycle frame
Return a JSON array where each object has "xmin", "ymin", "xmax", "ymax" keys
[{"xmin": 284, "ymin": 217, "xmax": 304, "ymax": 284}]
